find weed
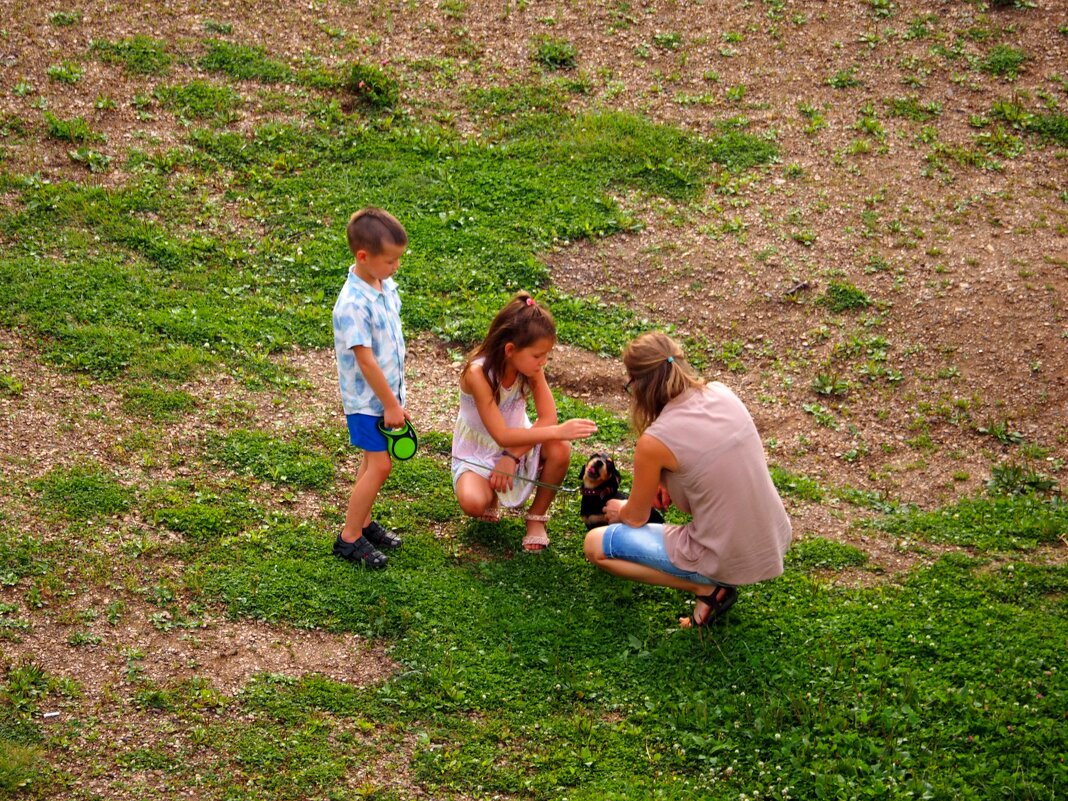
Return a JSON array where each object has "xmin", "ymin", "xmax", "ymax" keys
[
  {"xmin": 0, "ymin": 374, "xmax": 22, "ymax": 396},
  {"xmin": 868, "ymin": 0, "xmax": 893, "ymax": 19},
  {"xmin": 203, "ymin": 20, "xmax": 233, "ymax": 34},
  {"xmin": 811, "ymin": 372, "xmax": 850, "ymax": 397},
  {"xmin": 68, "ymin": 148, "xmax": 111, "ymax": 173},
  {"xmin": 770, "ymin": 465, "xmax": 824, "ymax": 501},
  {"xmin": 827, "ymin": 68, "xmax": 861, "ymax": 89},
  {"xmin": 820, "ymin": 281, "xmax": 872, "ymax": 312},
  {"xmin": 531, "ymin": 35, "xmax": 578, "ymax": 70},
  {"xmin": 48, "ymin": 11, "xmax": 81, "ymax": 26},
  {"xmin": 886, "ymin": 95, "xmax": 942, "ymax": 121},
  {"xmin": 43, "ymin": 112, "xmax": 102, "ymax": 144},
  {"xmin": 986, "ymin": 461, "xmax": 1056, "ymax": 496},
  {"xmin": 347, "ymin": 62, "xmax": 400, "ymax": 109},
  {"xmin": 803, "ymin": 402, "xmax": 839, "ymax": 429},
  {"xmin": 46, "ymin": 61, "xmax": 83, "ymax": 84},
  {"xmin": 653, "ymin": 32, "xmax": 683, "ymax": 50},
  {"xmin": 91, "ymin": 36, "xmax": 172, "ymax": 75},
  {"xmin": 149, "ymin": 484, "xmax": 262, "ymax": 542},
  {"xmin": 977, "ymin": 419, "xmax": 1024, "ymax": 445},
  {"xmin": 981, "ymin": 45, "xmax": 1026, "ymax": 79}
]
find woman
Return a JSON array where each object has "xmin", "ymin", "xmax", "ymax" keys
[{"xmin": 584, "ymin": 332, "xmax": 791, "ymax": 627}]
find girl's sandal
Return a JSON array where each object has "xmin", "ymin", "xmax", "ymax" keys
[
  {"xmin": 478, "ymin": 509, "xmax": 501, "ymax": 523},
  {"xmin": 522, "ymin": 512, "xmax": 550, "ymax": 552}
]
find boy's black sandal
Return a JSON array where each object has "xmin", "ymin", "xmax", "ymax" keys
[
  {"xmin": 333, "ymin": 534, "xmax": 388, "ymax": 569},
  {"xmin": 363, "ymin": 520, "xmax": 402, "ymax": 550}
]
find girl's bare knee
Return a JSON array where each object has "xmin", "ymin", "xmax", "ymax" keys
[{"xmin": 543, "ymin": 439, "xmax": 571, "ymax": 465}]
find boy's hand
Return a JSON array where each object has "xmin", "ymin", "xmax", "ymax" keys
[
  {"xmin": 382, "ymin": 405, "xmax": 407, "ymax": 430},
  {"xmin": 558, "ymin": 418, "xmax": 598, "ymax": 441}
]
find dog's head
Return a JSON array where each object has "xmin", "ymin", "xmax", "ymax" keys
[{"xmin": 582, "ymin": 453, "xmax": 621, "ymax": 494}]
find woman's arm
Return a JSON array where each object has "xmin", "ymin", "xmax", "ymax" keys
[
  {"xmin": 609, "ymin": 433, "xmax": 678, "ymax": 527},
  {"xmin": 464, "ymin": 365, "xmax": 596, "ymax": 449}
]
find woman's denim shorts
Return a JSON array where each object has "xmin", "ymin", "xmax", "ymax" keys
[{"xmin": 601, "ymin": 522, "xmax": 728, "ymax": 589}]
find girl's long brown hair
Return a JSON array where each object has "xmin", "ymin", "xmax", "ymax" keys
[
  {"xmin": 462, "ymin": 292, "xmax": 557, "ymax": 399},
  {"xmin": 624, "ymin": 332, "xmax": 704, "ymax": 433}
]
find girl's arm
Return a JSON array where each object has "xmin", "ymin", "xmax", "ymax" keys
[
  {"xmin": 527, "ymin": 368, "xmax": 558, "ymax": 428},
  {"xmin": 463, "ymin": 364, "xmax": 596, "ymax": 449},
  {"xmin": 609, "ymin": 433, "xmax": 678, "ymax": 527}
]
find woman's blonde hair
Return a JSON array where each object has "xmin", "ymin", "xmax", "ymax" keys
[{"xmin": 624, "ymin": 332, "xmax": 704, "ymax": 433}]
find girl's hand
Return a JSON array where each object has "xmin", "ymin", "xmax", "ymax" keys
[
  {"xmin": 604, "ymin": 498, "xmax": 625, "ymax": 523},
  {"xmin": 654, "ymin": 485, "xmax": 672, "ymax": 511},
  {"xmin": 558, "ymin": 418, "xmax": 598, "ymax": 441},
  {"xmin": 489, "ymin": 455, "xmax": 515, "ymax": 492}
]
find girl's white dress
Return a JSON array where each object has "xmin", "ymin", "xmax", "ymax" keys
[{"xmin": 451, "ymin": 360, "xmax": 541, "ymax": 508}]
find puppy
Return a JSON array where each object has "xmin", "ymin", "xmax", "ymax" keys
[{"xmin": 580, "ymin": 453, "xmax": 665, "ymax": 530}]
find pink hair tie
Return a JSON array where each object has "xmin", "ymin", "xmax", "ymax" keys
[{"xmin": 525, "ymin": 297, "xmax": 536, "ymax": 306}]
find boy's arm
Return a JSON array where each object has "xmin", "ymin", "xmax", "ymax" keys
[{"xmin": 353, "ymin": 346, "xmax": 406, "ymax": 428}]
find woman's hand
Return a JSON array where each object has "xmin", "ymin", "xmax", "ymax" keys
[
  {"xmin": 489, "ymin": 455, "xmax": 515, "ymax": 492},
  {"xmin": 604, "ymin": 498, "xmax": 625, "ymax": 523},
  {"xmin": 654, "ymin": 485, "xmax": 672, "ymax": 511},
  {"xmin": 557, "ymin": 418, "xmax": 598, "ymax": 441}
]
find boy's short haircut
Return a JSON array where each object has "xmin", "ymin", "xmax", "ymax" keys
[{"xmin": 347, "ymin": 207, "xmax": 408, "ymax": 256}]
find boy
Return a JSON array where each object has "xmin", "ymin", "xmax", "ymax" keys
[{"xmin": 332, "ymin": 207, "xmax": 409, "ymax": 569}]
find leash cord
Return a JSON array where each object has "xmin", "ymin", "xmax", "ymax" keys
[{"xmin": 444, "ymin": 452, "xmax": 579, "ymax": 494}]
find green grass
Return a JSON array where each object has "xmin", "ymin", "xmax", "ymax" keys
[
  {"xmin": 787, "ymin": 536, "xmax": 869, "ymax": 571},
  {"xmin": 199, "ymin": 40, "xmax": 292, "ymax": 83},
  {"xmin": 0, "ymin": 110, "xmax": 775, "ymax": 382},
  {"xmin": 185, "ymin": 493, "xmax": 1068, "ymax": 799},
  {"xmin": 154, "ymin": 80, "xmax": 242, "ymax": 121},
  {"xmin": 120, "ymin": 384, "xmax": 195, "ymax": 419},
  {"xmin": 3, "ymin": 19, "xmax": 1066, "ymax": 800},
  {"xmin": 212, "ymin": 429, "xmax": 336, "ymax": 489},
  {"xmin": 31, "ymin": 463, "xmax": 132, "ymax": 520},
  {"xmin": 91, "ymin": 35, "xmax": 172, "ymax": 76},
  {"xmin": 867, "ymin": 493, "xmax": 1067, "ymax": 550}
]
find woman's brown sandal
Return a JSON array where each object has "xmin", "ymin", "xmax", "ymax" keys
[{"xmin": 521, "ymin": 512, "xmax": 550, "ymax": 552}]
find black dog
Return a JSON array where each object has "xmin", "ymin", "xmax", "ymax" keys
[{"xmin": 580, "ymin": 453, "xmax": 665, "ymax": 530}]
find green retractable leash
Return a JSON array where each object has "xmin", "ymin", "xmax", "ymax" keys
[{"xmin": 377, "ymin": 418, "xmax": 419, "ymax": 461}]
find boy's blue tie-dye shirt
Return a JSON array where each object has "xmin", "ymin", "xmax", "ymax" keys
[{"xmin": 332, "ymin": 268, "xmax": 406, "ymax": 416}]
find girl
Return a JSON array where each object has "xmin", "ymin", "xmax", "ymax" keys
[
  {"xmin": 583, "ymin": 332, "xmax": 791, "ymax": 627},
  {"xmin": 452, "ymin": 292, "xmax": 598, "ymax": 551}
]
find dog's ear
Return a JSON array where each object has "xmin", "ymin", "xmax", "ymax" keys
[{"xmin": 605, "ymin": 457, "xmax": 621, "ymax": 481}]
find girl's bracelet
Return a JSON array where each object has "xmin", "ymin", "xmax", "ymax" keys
[{"xmin": 499, "ymin": 451, "xmax": 521, "ymax": 464}]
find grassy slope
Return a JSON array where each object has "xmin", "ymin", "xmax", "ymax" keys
[{"xmin": 0, "ymin": 2, "xmax": 1066, "ymax": 800}]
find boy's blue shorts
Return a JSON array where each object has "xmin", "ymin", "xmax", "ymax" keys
[{"xmin": 346, "ymin": 413, "xmax": 387, "ymax": 452}]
